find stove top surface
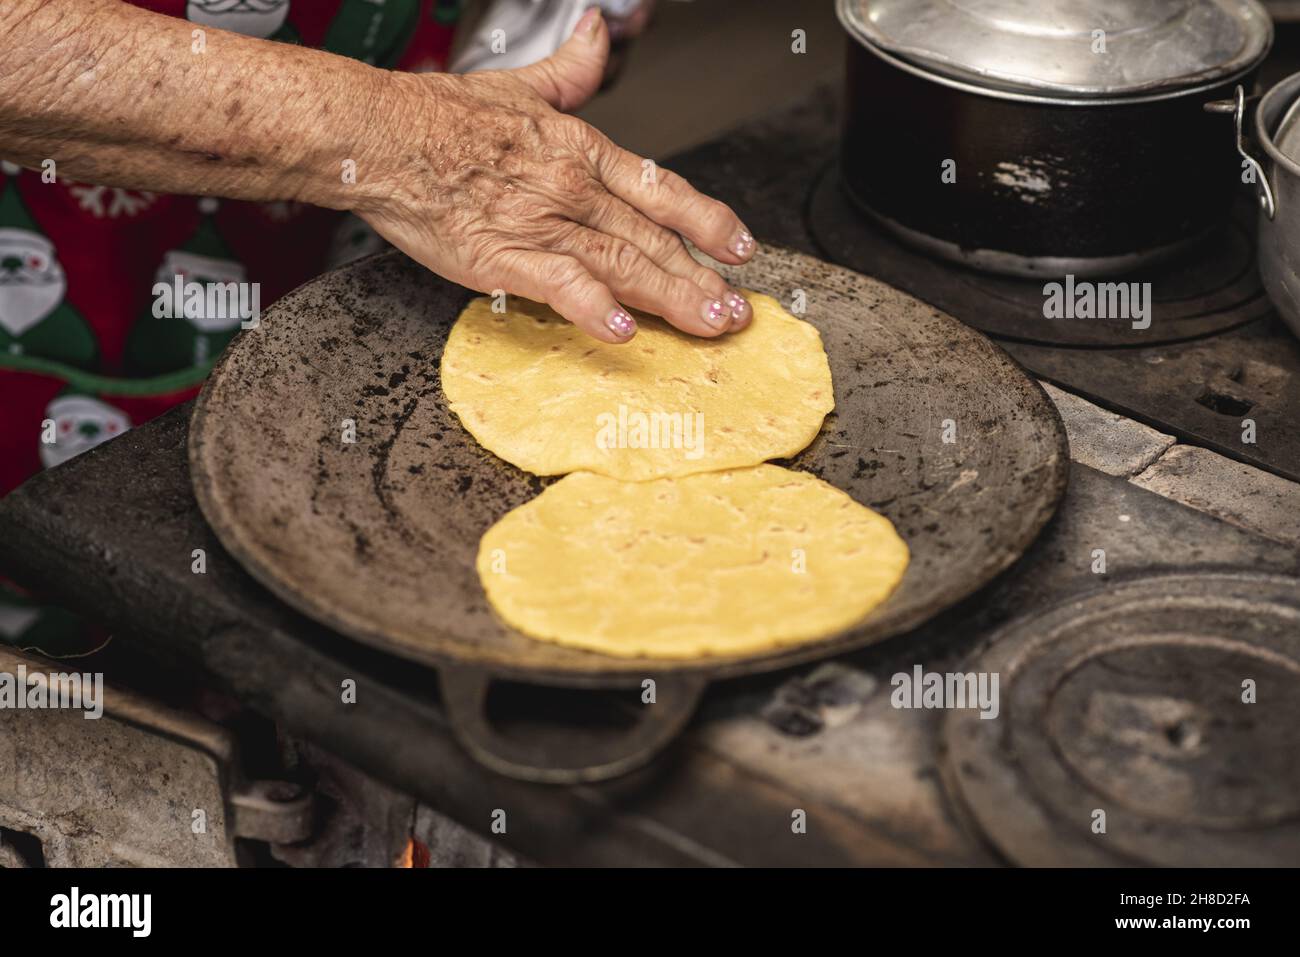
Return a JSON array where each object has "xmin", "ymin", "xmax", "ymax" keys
[
  {"xmin": 803, "ymin": 165, "xmax": 1300, "ymax": 483},
  {"xmin": 943, "ymin": 572, "xmax": 1300, "ymax": 867},
  {"xmin": 808, "ymin": 166, "xmax": 1273, "ymax": 349}
]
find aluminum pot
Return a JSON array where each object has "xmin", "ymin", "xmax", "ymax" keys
[
  {"xmin": 1219, "ymin": 72, "xmax": 1300, "ymax": 338},
  {"xmin": 837, "ymin": 0, "xmax": 1274, "ymax": 278}
]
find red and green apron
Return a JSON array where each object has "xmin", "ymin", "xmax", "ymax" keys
[{"xmin": 0, "ymin": 0, "xmax": 462, "ymax": 654}]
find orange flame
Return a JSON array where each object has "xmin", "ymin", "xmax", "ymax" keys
[{"xmin": 397, "ymin": 837, "xmax": 430, "ymax": 868}]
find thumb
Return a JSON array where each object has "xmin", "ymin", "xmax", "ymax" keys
[{"xmin": 515, "ymin": 7, "xmax": 609, "ymax": 113}]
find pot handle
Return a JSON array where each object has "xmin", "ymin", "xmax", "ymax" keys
[
  {"xmin": 1205, "ymin": 85, "xmax": 1275, "ymax": 221},
  {"xmin": 438, "ymin": 664, "xmax": 707, "ymax": 784}
]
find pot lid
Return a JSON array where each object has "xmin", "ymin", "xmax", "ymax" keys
[{"xmin": 838, "ymin": 0, "xmax": 1273, "ymax": 98}]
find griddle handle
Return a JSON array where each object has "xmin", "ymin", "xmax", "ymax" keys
[{"xmin": 438, "ymin": 667, "xmax": 708, "ymax": 784}]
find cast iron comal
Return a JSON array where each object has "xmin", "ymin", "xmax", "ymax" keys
[{"xmin": 189, "ymin": 245, "xmax": 1068, "ymax": 782}]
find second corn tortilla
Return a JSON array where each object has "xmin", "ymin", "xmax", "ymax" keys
[
  {"xmin": 441, "ymin": 292, "xmax": 834, "ymax": 480},
  {"xmin": 476, "ymin": 465, "xmax": 909, "ymax": 659}
]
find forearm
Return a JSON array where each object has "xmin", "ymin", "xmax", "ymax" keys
[
  {"xmin": 0, "ymin": 0, "xmax": 396, "ymax": 211},
  {"xmin": 0, "ymin": 3, "xmax": 758, "ymax": 344}
]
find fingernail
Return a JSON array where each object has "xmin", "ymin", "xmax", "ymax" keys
[
  {"xmin": 702, "ymin": 298, "xmax": 729, "ymax": 329},
  {"xmin": 605, "ymin": 307, "xmax": 636, "ymax": 339},
  {"xmin": 730, "ymin": 228, "xmax": 756, "ymax": 259},
  {"xmin": 577, "ymin": 6, "xmax": 602, "ymax": 39},
  {"xmin": 724, "ymin": 291, "xmax": 750, "ymax": 325}
]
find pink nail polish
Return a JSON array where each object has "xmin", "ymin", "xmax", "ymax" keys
[
  {"xmin": 702, "ymin": 298, "xmax": 728, "ymax": 329},
  {"xmin": 730, "ymin": 229, "xmax": 756, "ymax": 259},
  {"xmin": 576, "ymin": 6, "xmax": 602, "ymax": 38},
  {"xmin": 725, "ymin": 291, "xmax": 751, "ymax": 323},
  {"xmin": 605, "ymin": 308, "xmax": 636, "ymax": 338}
]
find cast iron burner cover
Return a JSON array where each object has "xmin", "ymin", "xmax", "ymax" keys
[
  {"xmin": 941, "ymin": 572, "xmax": 1300, "ymax": 866},
  {"xmin": 808, "ymin": 165, "xmax": 1273, "ymax": 348}
]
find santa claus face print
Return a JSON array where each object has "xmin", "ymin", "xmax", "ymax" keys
[
  {"xmin": 186, "ymin": 0, "xmax": 291, "ymax": 39},
  {"xmin": 156, "ymin": 249, "xmax": 250, "ymax": 333},
  {"xmin": 0, "ymin": 228, "xmax": 67, "ymax": 339},
  {"xmin": 38, "ymin": 395, "xmax": 132, "ymax": 470}
]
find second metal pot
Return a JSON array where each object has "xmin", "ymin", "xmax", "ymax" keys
[{"xmin": 1241, "ymin": 72, "xmax": 1300, "ymax": 338}]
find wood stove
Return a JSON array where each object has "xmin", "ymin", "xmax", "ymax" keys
[{"xmin": 2, "ymin": 24, "xmax": 1300, "ymax": 871}]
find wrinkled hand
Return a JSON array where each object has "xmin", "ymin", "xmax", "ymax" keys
[{"xmin": 359, "ymin": 8, "xmax": 755, "ymax": 343}]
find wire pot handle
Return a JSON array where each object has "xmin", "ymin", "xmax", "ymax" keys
[{"xmin": 1205, "ymin": 84, "xmax": 1276, "ymax": 221}]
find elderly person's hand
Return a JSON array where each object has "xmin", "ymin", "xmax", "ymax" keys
[
  {"xmin": 0, "ymin": 1, "xmax": 752, "ymax": 345},
  {"xmin": 364, "ymin": 8, "xmax": 753, "ymax": 343}
]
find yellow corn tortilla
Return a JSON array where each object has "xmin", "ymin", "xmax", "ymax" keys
[
  {"xmin": 476, "ymin": 465, "xmax": 909, "ymax": 658},
  {"xmin": 441, "ymin": 292, "xmax": 834, "ymax": 480}
]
